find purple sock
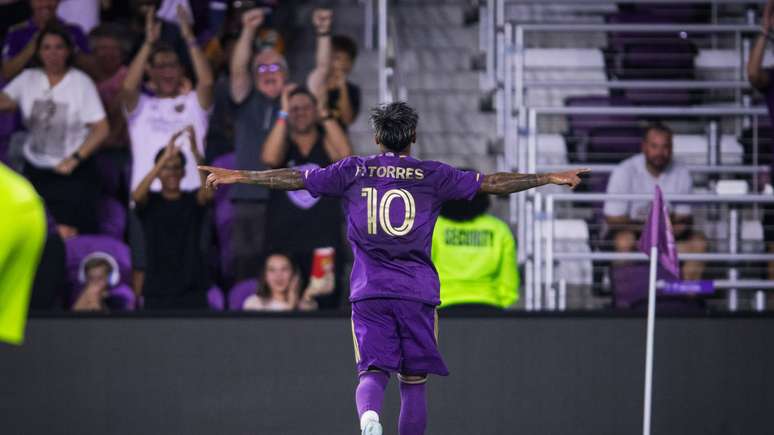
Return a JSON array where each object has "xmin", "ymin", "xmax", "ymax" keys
[
  {"xmin": 398, "ymin": 381, "xmax": 427, "ymax": 435},
  {"xmin": 356, "ymin": 371, "xmax": 389, "ymax": 418}
]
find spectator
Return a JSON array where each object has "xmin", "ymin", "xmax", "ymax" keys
[
  {"xmin": 261, "ymin": 86, "xmax": 351, "ymax": 308},
  {"xmin": 0, "ymin": 23, "xmax": 109, "ymax": 237},
  {"xmin": 118, "ymin": 0, "xmax": 192, "ymax": 73},
  {"xmin": 227, "ymin": 7, "xmax": 331, "ymax": 281},
  {"xmin": 326, "ymin": 35, "xmax": 361, "ymax": 130},
  {"xmin": 432, "ymin": 191, "xmax": 519, "ymax": 313},
  {"xmin": 121, "ymin": 4, "xmax": 213, "ymax": 193},
  {"xmin": 131, "ymin": 126, "xmax": 213, "ymax": 309},
  {"xmin": 203, "ymin": 30, "xmax": 238, "ymax": 163},
  {"xmin": 72, "ymin": 252, "xmax": 116, "ymax": 312},
  {"xmin": 1, "ymin": 0, "xmax": 93, "ymax": 81},
  {"xmin": 604, "ymin": 123, "xmax": 707, "ymax": 280},
  {"xmin": 747, "ymin": 0, "xmax": 774, "ymax": 286},
  {"xmin": 242, "ymin": 252, "xmax": 328, "ymax": 311},
  {"xmin": 89, "ymin": 23, "xmax": 129, "ymax": 149},
  {"xmin": 0, "ymin": 1, "xmax": 29, "ymax": 44}
]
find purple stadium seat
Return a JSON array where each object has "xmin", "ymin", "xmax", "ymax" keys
[
  {"xmin": 208, "ymin": 286, "xmax": 225, "ymax": 311},
  {"xmin": 228, "ymin": 279, "xmax": 258, "ymax": 310},
  {"xmin": 585, "ymin": 126, "xmax": 644, "ymax": 163},
  {"xmin": 212, "ymin": 152, "xmax": 235, "ymax": 280},
  {"xmin": 97, "ymin": 196, "xmax": 127, "ymax": 240},
  {"xmin": 64, "ymin": 235, "xmax": 132, "ymax": 306},
  {"xmin": 563, "ymin": 95, "xmax": 638, "ymax": 162}
]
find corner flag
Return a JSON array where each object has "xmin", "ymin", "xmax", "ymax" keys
[{"xmin": 638, "ymin": 185, "xmax": 680, "ymax": 279}]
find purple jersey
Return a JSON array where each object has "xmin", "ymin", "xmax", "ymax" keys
[{"xmin": 303, "ymin": 153, "xmax": 482, "ymax": 305}]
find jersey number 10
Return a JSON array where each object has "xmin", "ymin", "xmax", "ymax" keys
[{"xmin": 361, "ymin": 188, "xmax": 416, "ymax": 236}]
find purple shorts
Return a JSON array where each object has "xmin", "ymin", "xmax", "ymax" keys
[{"xmin": 351, "ymin": 298, "xmax": 449, "ymax": 377}]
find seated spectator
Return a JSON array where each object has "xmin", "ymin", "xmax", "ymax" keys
[
  {"xmin": 604, "ymin": 123, "xmax": 707, "ymax": 280},
  {"xmin": 227, "ymin": 7, "xmax": 331, "ymax": 281},
  {"xmin": 89, "ymin": 23, "xmax": 130, "ymax": 150},
  {"xmin": 432, "ymin": 191, "xmax": 519, "ymax": 313},
  {"xmin": 326, "ymin": 35, "xmax": 361, "ymax": 129},
  {"xmin": 0, "ymin": 23, "xmax": 109, "ymax": 237},
  {"xmin": 121, "ymin": 4, "xmax": 213, "ymax": 193},
  {"xmin": 72, "ymin": 252, "xmax": 117, "ymax": 312},
  {"xmin": 242, "ymin": 252, "xmax": 328, "ymax": 311},
  {"xmin": 262, "ymin": 86, "xmax": 351, "ymax": 308},
  {"xmin": 2, "ymin": 0, "xmax": 93, "ymax": 81},
  {"xmin": 131, "ymin": 127, "xmax": 213, "ymax": 309},
  {"xmin": 747, "ymin": 0, "xmax": 774, "ymax": 288}
]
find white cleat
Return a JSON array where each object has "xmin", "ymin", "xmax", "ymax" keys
[{"xmin": 361, "ymin": 420, "xmax": 383, "ymax": 435}]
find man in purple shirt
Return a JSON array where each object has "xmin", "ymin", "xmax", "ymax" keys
[
  {"xmin": 1, "ymin": 0, "xmax": 91, "ymax": 81},
  {"xmin": 200, "ymin": 102, "xmax": 588, "ymax": 435}
]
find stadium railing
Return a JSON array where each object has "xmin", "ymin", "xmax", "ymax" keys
[
  {"xmin": 534, "ymin": 192, "xmax": 774, "ymax": 312},
  {"xmin": 480, "ymin": 0, "xmax": 768, "ymax": 97}
]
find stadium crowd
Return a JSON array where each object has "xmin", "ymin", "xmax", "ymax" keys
[{"xmin": 0, "ymin": 0, "xmax": 368, "ymax": 312}]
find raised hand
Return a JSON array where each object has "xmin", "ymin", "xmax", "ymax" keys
[
  {"xmin": 145, "ymin": 7, "xmax": 161, "ymax": 45},
  {"xmin": 54, "ymin": 156, "xmax": 79, "ymax": 175},
  {"xmin": 241, "ymin": 8, "xmax": 265, "ymax": 32},
  {"xmin": 176, "ymin": 4, "xmax": 195, "ymax": 42},
  {"xmin": 280, "ymin": 83, "xmax": 298, "ymax": 112},
  {"xmin": 312, "ymin": 8, "xmax": 333, "ymax": 34},
  {"xmin": 199, "ymin": 166, "xmax": 244, "ymax": 190},
  {"xmin": 548, "ymin": 168, "xmax": 591, "ymax": 189}
]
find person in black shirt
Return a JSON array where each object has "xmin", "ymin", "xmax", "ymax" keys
[
  {"xmin": 131, "ymin": 126, "xmax": 213, "ymax": 309},
  {"xmin": 326, "ymin": 35, "xmax": 361, "ymax": 130},
  {"xmin": 261, "ymin": 86, "xmax": 351, "ymax": 308}
]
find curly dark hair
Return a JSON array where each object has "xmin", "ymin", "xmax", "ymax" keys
[{"xmin": 369, "ymin": 102, "xmax": 418, "ymax": 153}]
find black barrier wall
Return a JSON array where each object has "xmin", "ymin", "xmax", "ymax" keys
[{"xmin": 1, "ymin": 316, "xmax": 773, "ymax": 435}]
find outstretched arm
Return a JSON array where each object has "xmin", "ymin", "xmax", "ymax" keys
[
  {"xmin": 199, "ymin": 166, "xmax": 305, "ymax": 191},
  {"xmin": 479, "ymin": 168, "xmax": 590, "ymax": 194}
]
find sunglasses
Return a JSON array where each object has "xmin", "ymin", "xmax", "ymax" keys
[{"xmin": 256, "ymin": 63, "xmax": 282, "ymax": 74}]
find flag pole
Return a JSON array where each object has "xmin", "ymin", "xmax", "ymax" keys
[{"xmin": 642, "ymin": 245, "xmax": 658, "ymax": 435}]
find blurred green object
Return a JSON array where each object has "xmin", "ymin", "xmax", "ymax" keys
[{"xmin": 0, "ymin": 163, "xmax": 45, "ymax": 345}]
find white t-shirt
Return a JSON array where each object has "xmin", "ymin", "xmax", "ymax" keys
[
  {"xmin": 126, "ymin": 91, "xmax": 209, "ymax": 192},
  {"xmin": 242, "ymin": 295, "xmax": 293, "ymax": 311},
  {"xmin": 2, "ymin": 68, "xmax": 106, "ymax": 168},
  {"xmin": 604, "ymin": 153, "xmax": 693, "ymax": 221}
]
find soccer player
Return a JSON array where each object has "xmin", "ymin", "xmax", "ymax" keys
[{"xmin": 199, "ymin": 102, "xmax": 589, "ymax": 435}]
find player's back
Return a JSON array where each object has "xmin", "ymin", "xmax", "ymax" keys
[{"xmin": 303, "ymin": 152, "xmax": 481, "ymax": 306}]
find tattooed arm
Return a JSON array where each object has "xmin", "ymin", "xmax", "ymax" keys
[
  {"xmin": 479, "ymin": 168, "xmax": 590, "ymax": 194},
  {"xmin": 198, "ymin": 166, "xmax": 305, "ymax": 191}
]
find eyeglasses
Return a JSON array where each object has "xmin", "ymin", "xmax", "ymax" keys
[{"xmin": 256, "ymin": 63, "xmax": 282, "ymax": 74}]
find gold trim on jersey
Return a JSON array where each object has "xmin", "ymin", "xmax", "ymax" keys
[{"xmin": 351, "ymin": 317, "xmax": 361, "ymax": 363}]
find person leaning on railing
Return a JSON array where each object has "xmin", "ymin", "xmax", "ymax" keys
[{"xmin": 747, "ymin": 0, "xmax": 774, "ymax": 287}]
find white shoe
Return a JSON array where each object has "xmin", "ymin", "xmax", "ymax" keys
[{"xmin": 361, "ymin": 420, "xmax": 383, "ymax": 435}]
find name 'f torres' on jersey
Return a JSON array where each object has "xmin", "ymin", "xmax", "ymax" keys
[{"xmin": 303, "ymin": 152, "xmax": 482, "ymax": 305}]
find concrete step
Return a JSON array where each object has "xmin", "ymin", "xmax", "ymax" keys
[
  {"xmin": 403, "ymin": 70, "xmax": 480, "ymax": 91},
  {"xmin": 394, "ymin": 5, "xmax": 464, "ymax": 26},
  {"xmin": 398, "ymin": 26, "xmax": 477, "ymax": 49},
  {"xmin": 404, "ymin": 90, "xmax": 482, "ymax": 113},
  {"xmin": 399, "ymin": 47, "xmax": 477, "ymax": 73}
]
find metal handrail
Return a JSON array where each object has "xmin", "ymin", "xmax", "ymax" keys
[
  {"xmin": 523, "ymin": 80, "xmax": 752, "ymax": 90},
  {"xmin": 540, "ymin": 193, "xmax": 774, "ymax": 311},
  {"xmin": 515, "ymin": 23, "xmax": 760, "ymax": 32},
  {"xmin": 536, "ymin": 164, "xmax": 770, "ymax": 174}
]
